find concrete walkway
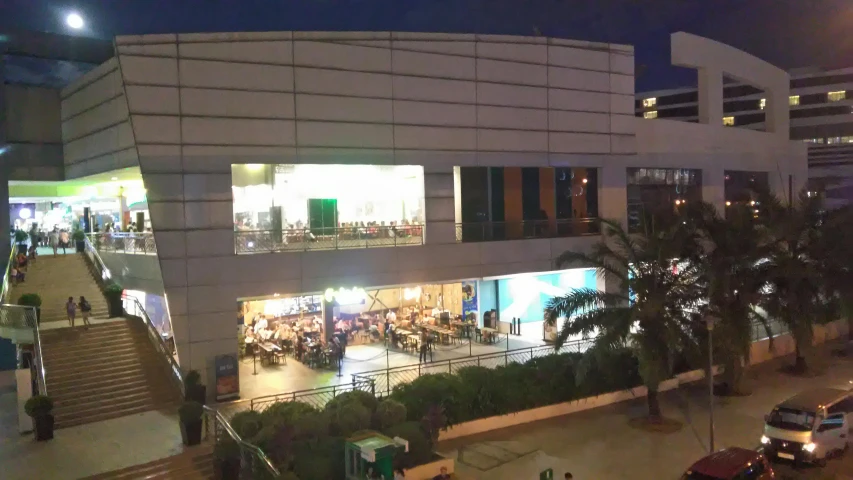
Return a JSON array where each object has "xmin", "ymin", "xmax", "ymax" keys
[{"xmin": 438, "ymin": 342, "xmax": 853, "ymax": 480}]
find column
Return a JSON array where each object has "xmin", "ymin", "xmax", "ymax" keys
[
  {"xmin": 598, "ymin": 165, "xmax": 627, "ymax": 228},
  {"xmin": 702, "ymin": 166, "xmax": 726, "ymax": 214},
  {"xmin": 424, "ymin": 166, "xmax": 456, "ymax": 244},
  {"xmin": 697, "ymin": 68, "xmax": 724, "ymax": 127}
]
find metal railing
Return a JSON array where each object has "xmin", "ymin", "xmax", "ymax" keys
[
  {"xmin": 83, "ymin": 236, "xmax": 112, "ymax": 281},
  {"xmin": 203, "ymin": 405, "xmax": 281, "ymax": 479},
  {"xmin": 2, "ymin": 240, "xmax": 16, "ymax": 303},
  {"xmin": 217, "ymin": 380, "xmax": 376, "ymax": 419},
  {"xmin": 235, "ymin": 224, "xmax": 424, "ymax": 254},
  {"xmin": 353, "ymin": 336, "xmax": 596, "ymax": 397},
  {"xmin": 123, "ymin": 294, "xmax": 184, "ymax": 397},
  {"xmin": 88, "ymin": 232, "xmax": 157, "ymax": 255},
  {"xmin": 455, "ymin": 219, "xmax": 600, "ymax": 243}
]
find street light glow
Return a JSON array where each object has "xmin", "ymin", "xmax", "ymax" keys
[{"xmin": 66, "ymin": 13, "xmax": 84, "ymax": 29}]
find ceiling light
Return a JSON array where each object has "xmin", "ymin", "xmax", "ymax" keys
[{"xmin": 111, "ymin": 177, "xmax": 118, "ymax": 181}]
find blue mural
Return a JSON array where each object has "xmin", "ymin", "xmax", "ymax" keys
[{"xmin": 498, "ymin": 269, "xmax": 597, "ymax": 324}]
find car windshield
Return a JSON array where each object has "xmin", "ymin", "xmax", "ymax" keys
[
  {"xmin": 682, "ymin": 472, "xmax": 724, "ymax": 480},
  {"xmin": 767, "ymin": 407, "xmax": 816, "ymax": 432}
]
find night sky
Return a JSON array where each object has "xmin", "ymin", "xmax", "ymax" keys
[{"xmin": 3, "ymin": 0, "xmax": 852, "ymax": 92}]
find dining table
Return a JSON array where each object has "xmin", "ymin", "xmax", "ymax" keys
[{"xmin": 480, "ymin": 327, "xmax": 498, "ymax": 344}]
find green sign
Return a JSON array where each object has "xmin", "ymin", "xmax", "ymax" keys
[{"xmin": 540, "ymin": 468, "xmax": 554, "ymax": 480}]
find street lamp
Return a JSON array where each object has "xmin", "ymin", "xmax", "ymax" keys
[{"xmin": 706, "ymin": 315, "xmax": 718, "ymax": 452}]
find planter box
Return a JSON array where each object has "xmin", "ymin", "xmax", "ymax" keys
[{"xmin": 405, "ymin": 455, "xmax": 454, "ymax": 480}]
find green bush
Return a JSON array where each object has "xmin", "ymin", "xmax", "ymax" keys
[
  {"xmin": 457, "ymin": 366, "xmax": 505, "ymax": 419},
  {"xmin": 24, "ymin": 395, "xmax": 53, "ymax": 417},
  {"xmin": 13, "ymin": 230, "xmax": 28, "ymax": 243},
  {"xmin": 325, "ymin": 390, "xmax": 378, "ymax": 413},
  {"xmin": 262, "ymin": 401, "xmax": 317, "ymax": 428},
  {"xmin": 71, "ymin": 229, "xmax": 86, "ymax": 242},
  {"xmin": 17, "ymin": 293, "xmax": 42, "ymax": 308},
  {"xmin": 184, "ymin": 370, "xmax": 201, "ymax": 387},
  {"xmin": 230, "ymin": 410, "xmax": 264, "ymax": 439},
  {"xmin": 384, "ymin": 421, "xmax": 433, "ymax": 469},
  {"xmin": 324, "ymin": 398, "xmax": 370, "ymax": 437},
  {"xmin": 178, "ymin": 401, "xmax": 203, "ymax": 423},
  {"xmin": 292, "ymin": 437, "xmax": 344, "ymax": 480},
  {"xmin": 104, "ymin": 282, "xmax": 123, "ymax": 297},
  {"xmin": 390, "ymin": 373, "xmax": 466, "ymax": 427},
  {"xmin": 374, "ymin": 399, "xmax": 407, "ymax": 431},
  {"xmin": 214, "ymin": 438, "xmax": 240, "ymax": 462}
]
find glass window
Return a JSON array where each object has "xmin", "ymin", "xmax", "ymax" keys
[
  {"xmin": 723, "ymin": 116, "xmax": 735, "ymax": 126},
  {"xmin": 828, "ymin": 91, "xmax": 847, "ymax": 102},
  {"xmin": 789, "ymin": 95, "xmax": 800, "ymax": 106},
  {"xmin": 819, "ymin": 414, "xmax": 845, "ymax": 431},
  {"xmin": 643, "ymin": 110, "xmax": 658, "ymax": 119},
  {"xmin": 643, "ymin": 97, "xmax": 657, "ymax": 108},
  {"xmin": 626, "ymin": 168, "xmax": 702, "ymax": 232},
  {"xmin": 828, "ymin": 137, "xmax": 843, "ymax": 144},
  {"xmin": 3, "ymin": 54, "xmax": 99, "ymax": 88},
  {"xmin": 766, "ymin": 408, "xmax": 816, "ymax": 432},
  {"xmin": 759, "ymin": 98, "xmax": 766, "ymax": 110}
]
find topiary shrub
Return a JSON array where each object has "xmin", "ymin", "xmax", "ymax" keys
[
  {"xmin": 384, "ymin": 421, "xmax": 433, "ymax": 469},
  {"xmin": 178, "ymin": 401, "xmax": 203, "ymax": 424},
  {"xmin": 456, "ymin": 366, "xmax": 503, "ymax": 419},
  {"xmin": 230, "ymin": 410, "xmax": 264, "ymax": 439},
  {"xmin": 325, "ymin": 390, "xmax": 378, "ymax": 413},
  {"xmin": 71, "ymin": 229, "xmax": 86, "ymax": 242},
  {"xmin": 324, "ymin": 398, "xmax": 370, "ymax": 437},
  {"xmin": 24, "ymin": 395, "xmax": 53, "ymax": 417},
  {"xmin": 390, "ymin": 373, "xmax": 466, "ymax": 427},
  {"xmin": 374, "ymin": 399, "xmax": 407, "ymax": 431},
  {"xmin": 17, "ymin": 293, "xmax": 42, "ymax": 308},
  {"xmin": 292, "ymin": 437, "xmax": 344, "ymax": 480},
  {"xmin": 13, "ymin": 230, "xmax": 28, "ymax": 244},
  {"xmin": 261, "ymin": 401, "xmax": 317, "ymax": 428}
]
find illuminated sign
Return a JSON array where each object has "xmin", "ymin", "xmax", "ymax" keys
[
  {"xmin": 403, "ymin": 286, "xmax": 421, "ymax": 301},
  {"xmin": 324, "ymin": 287, "xmax": 366, "ymax": 305}
]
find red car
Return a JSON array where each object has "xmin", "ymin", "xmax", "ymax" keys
[{"xmin": 682, "ymin": 447, "xmax": 775, "ymax": 480}]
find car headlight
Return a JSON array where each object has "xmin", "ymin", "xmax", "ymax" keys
[
  {"xmin": 803, "ymin": 442, "xmax": 817, "ymax": 452},
  {"xmin": 760, "ymin": 435, "xmax": 770, "ymax": 445}
]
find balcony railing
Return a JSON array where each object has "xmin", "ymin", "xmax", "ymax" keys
[
  {"xmin": 455, "ymin": 218, "xmax": 600, "ymax": 242},
  {"xmin": 235, "ymin": 225, "xmax": 424, "ymax": 254},
  {"xmin": 88, "ymin": 232, "xmax": 157, "ymax": 255}
]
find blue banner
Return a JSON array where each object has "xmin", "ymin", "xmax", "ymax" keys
[
  {"xmin": 461, "ymin": 281, "xmax": 478, "ymax": 321},
  {"xmin": 214, "ymin": 354, "xmax": 240, "ymax": 401}
]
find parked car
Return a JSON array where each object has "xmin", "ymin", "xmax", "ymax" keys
[{"xmin": 681, "ymin": 447, "xmax": 775, "ymax": 479}]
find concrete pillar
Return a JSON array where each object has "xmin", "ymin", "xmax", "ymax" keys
[
  {"xmin": 702, "ymin": 165, "xmax": 726, "ymax": 214},
  {"xmin": 765, "ymin": 89, "xmax": 790, "ymax": 138},
  {"xmin": 598, "ymin": 165, "xmax": 627, "ymax": 227},
  {"xmin": 697, "ymin": 68, "xmax": 724, "ymax": 127},
  {"xmin": 423, "ymin": 167, "xmax": 456, "ymax": 245}
]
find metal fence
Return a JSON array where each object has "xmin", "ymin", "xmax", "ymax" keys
[
  {"xmin": 203, "ymin": 405, "xmax": 281, "ymax": 479},
  {"xmin": 217, "ymin": 379, "xmax": 376, "ymax": 419},
  {"xmin": 455, "ymin": 219, "xmax": 600, "ymax": 243},
  {"xmin": 353, "ymin": 336, "xmax": 596, "ymax": 397},
  {"xmin": 88, "ymin": 232, "xmax": 157, "ymax": 255},
  {"xmin": 235, "ymin": 225, "xmax": 424, "ymax": 254}
]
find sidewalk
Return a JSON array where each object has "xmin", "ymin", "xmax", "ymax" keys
[{"xmin": 438, "ymin": 341, "xmax": 853, "ymax": 480}]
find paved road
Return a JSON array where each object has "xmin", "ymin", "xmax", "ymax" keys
[{"xmin": 438, "ymin": 342, "xmax": 853, "ymax": 480}]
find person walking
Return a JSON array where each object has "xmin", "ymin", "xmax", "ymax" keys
[
  {"xmin": 419, "ymin": 330, "xmax": 429, "ymax": 363},
  {"xmin": 49, "ymin": 227, "xmax": 59, "ymax": 255},
  {"xmin": 78, "ymin": 296, "xmax": 92, "ymax": 327},
  {"xmin": 65, "ymin": 296, "xmax": 77, "ymax": 327}
]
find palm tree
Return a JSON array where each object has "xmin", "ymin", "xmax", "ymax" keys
[
  {"xmin": 682, "ymin": 201, "xmax": 773, "ymax": 394},
  {"xmin": 544, "ymin": 217, "xmax": 702, "ymax": 422}
]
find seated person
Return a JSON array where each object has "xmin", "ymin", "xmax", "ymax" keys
[{"xmin": 253, "ymin": 315, "xmax": 269, "ymax": 333}]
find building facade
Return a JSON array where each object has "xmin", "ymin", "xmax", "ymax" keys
[{"xmin": 4, "ymin": 31, "xmax": 806, "ymax": 389}]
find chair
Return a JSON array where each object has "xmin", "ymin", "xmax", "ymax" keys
[{"xmin": 474, "ymin": 328, "xmax": 483, "ymax": 343}]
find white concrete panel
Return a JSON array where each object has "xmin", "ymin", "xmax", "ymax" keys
[
  {"xmin": 165, "ymin": 288, "xmax": 188, "ymax": 316},
  {"xmin": 549, "ymin": 89, "xmax": 610, "ymax": 113},
  {"xmin": 61, "ymin": 58, "xmax": 119, "ymax": 98},
  {"xmin": 124, "ymin": 86, "xmax": 179, "ymax": 115},
  {"xmin": 423, "ymin": 221, "xmax": 457, "ymax": 245},
  {"xmin": 184, "ymin": 201, "xmax": 234, "ymax": 230},
  {"xmin": 477, "ymin": 83, "xmax": 547, "ymax": 109},
  {"xmin": 182, "ymin": 117, "xmax": 295, "ymax": 146},
  {"xmin": 160, "ymin": 259, "xmax": 188, "ymax": 288},
  {"xmin": 476, "ymin": 42, "xmax": 547, "ymax": 64},
  {"xmin": 294, "ymin": 68, "xmax": 392, "ymax": 98},
  {"xmin": 61, "ymin": 96, "xmax": 129, "ymax": 142},
  {"xmin": 610, "ymin": 94, "xmax": 634, "ymax": 115},
  {"xmin": 187, "ymin": 313, "xmax": 236, "ymax": 342},
  {"xmin": 180, "ymin": 89, "xmax": 294, "ymax": 118},
  {"xmin": 392, "ymin": 76, "xmax": 475, "ymax": 104},
  {"xmin": 148, "ymin": 201, "xmax": 187, "ymax": 230},
  {"xmin": 144, "ymin": 174, "xmax": 184, "ymax": 202},
  {"xmin": 391, "ymin": 40, "xmax": 475, "ymax": 56},
  {"xmin": 117, "ymin": 44, "xmax": 177, "ymax": 57},
  {"xmin": 423, "ymin": 172, "xmax": 455, "ymax": 198},
  {"xmin": 185, "ymin": 230, "xmax": 235, "ymax": 258},
  {"xmin": 476, "ymin": 105, "xmax": 547, "ymax": 130},
  {"xmin": 476, "ymin": 59, "xmax": 547, "ymax": 86},
  {"xmin": 548, "ymin": 46, "xmax": 610, "ymax": 72},
  {"xmin": 392, "ymin": 50, "xmax": 475, "ymax": 80},
  {"xmin": 178, "ymin": 32, "xmax": 292, "ymax": 43},
  {"xmin": 479, "ymin": 239, "xmax": 554, "ymax": 265},
  {"xmin": 152, "ymin": 231, "xmax": 187, "ymax": 259},
  {"xmin": 611, "ymin": 134, "xmax": 637, "ymax": 154},
  {"xmin": 610, "ymin": 74, "xmax": 634, "ymax": 95},
  {"xmin": 296, "ymin": 121, "xmax": 393, "ymax": 149},
  {"xmin": 119, "ymin": 55, "xmax": 178, "ymax": 86},
  {"xmin": 609, "ymin": 53, "xmax": 634, "ymax": 75},
  {"xmin": 295, "ymin": 94, "xmax": 392, "ymax": 123},
  {"xmin": 183, "ymin": 174, "xmax": 233, "ymax": 201},
  {"xmin": 610, "ymin": 114, "xmax": 636, "ymax": 135},
  {"xmin": 132, "ymin": 115, "xmax": 181, "ymax": 144},
  {"xmin": 179, "ymin": 59, "xmax": 293, "ymax": 91},
  {"xmin": 478, "ymin": 129, "xmax": 547, "ymax": 152},
  {"xmin": 187, "ymin": 286, "xmax": 240, "ymax": 314},
  {"xmin": 179, "ymin": 41, "xmax": 293, "ymax": 64},
  {"xmin": 300, "ymin": 248, "xmax": 395, "ymax": 278},
  {"xmin": 549, "ymin": 132, "xmax": 611, "ymax": 153},
  {"xmin": 548, "ymin": 66, "xmax": 611, "ymax": 92},
  {"xmin": 393, "ymin": 126, "xmax": 476, "ymax": 150},
  {"xmin": 294, "ymin": 41, "xmax": 391, "ymax": 72},
  {"xmin": 182, "ymin": 146, "xmax": 297, "ymax": 173},
  {"xmin": 138, "ymin": 147, "xmax": 182, "ymax": 174},
  {"xmin": 549, "ymin": 110, "xmax": 610, "ymax": 133},
  {"xmin": 63, "ymin": 122, "xmax": 136, "ymax": 164},
  {"xmin": 61, "ymin": 71, "xmax": 124, "ymax": 120},
  {"xmin": 392, "ymin": 101, "xmax": 476, "ymax": 127}
]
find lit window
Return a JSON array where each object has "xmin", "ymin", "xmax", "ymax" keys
[
  {"xmin": 759, "ymin": 98, "xmax": 766, "ymax": 110},
  {"xmin": 643, "ymin": 110, "xmax": 658, "ymax": 119},
  {"xmin": 723, "ymin": 116, "xmax": 735, "ymax": 126},
  {"xmin": 789, "ymin": 95, "xmax": 800, "ymax": 106},
  {"xmin": 843, "ymin": 136, "xmax": 853, "ymax": 143},
  {"xmin": 828, "ymin": 137, "xmax": 842, "ymax": 144},
  {"xmin": 643, "ymin": 97, "xmax": 657, "ymax": 108},
  {"xmin": 828, "ymin": 91, "xmax": 846, "ymax": 102}
]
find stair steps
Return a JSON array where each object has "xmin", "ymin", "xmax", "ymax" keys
[{"xmin": 80, "ymin": 445, "xmax": 215, "ymax": 480}]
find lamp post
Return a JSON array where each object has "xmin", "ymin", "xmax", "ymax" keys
[{"xmin": 706, "ymin": 315, "xmax": 717, "ymax": 452}]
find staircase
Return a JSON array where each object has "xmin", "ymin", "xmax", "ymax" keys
[
  {"xmin": 80, "ymin": 445, "xmax": 214, "ymax": 480},
  {"xmin": 41, "ymin": 320, "xmax": 180, "ymax": 428},
  {"xmin": 10, "ymin": 253, "xmax": 109, "ymax": 324}
]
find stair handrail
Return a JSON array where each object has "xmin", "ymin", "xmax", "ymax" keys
[
  {"xmin": 203, "ymin": 405, "xmax": 281, "ymax": 478},
  {"xmin": 83, "ymin": 236, "xmax": 111, "ymax": 281},
  {"xmin": 121, "ymin": 293, "xmax": 185, "ymax": 398},
  {"xmin": 29, "ymin": 305, "xmax": 46, "ymax": 395},
  {"xmin": 2, "ymin": 238, "xmax": 17, "ymax": 303}
]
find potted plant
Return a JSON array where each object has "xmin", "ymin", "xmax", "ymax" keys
[
  {"xmin": 178, "ymin": 400, "xmax": 204, "ymax": 446},
  {"xmin": 13, "ymin": 229, "xmax": 28, "ymax": 251},
  {"xmin": 104, "ymin": 282, "xmax": 123, "ymax": 318},
  {"xmin": 71, "ymin": 228, "xmax": 86, "ymax": 253},
  {"xmin": 214, "ymin": 438, "xmax": 241, "ymax": 480},
  {"xmin": 184, "ymin": 370, "xmax": 207, "ymax": 405},
  {"xmin": 24, "ymin": 394, "xmax": 54, "ymax": 441},
  {"xmin": 17, "ymin": 293, "xmax": 42, "ymax": 324}
]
